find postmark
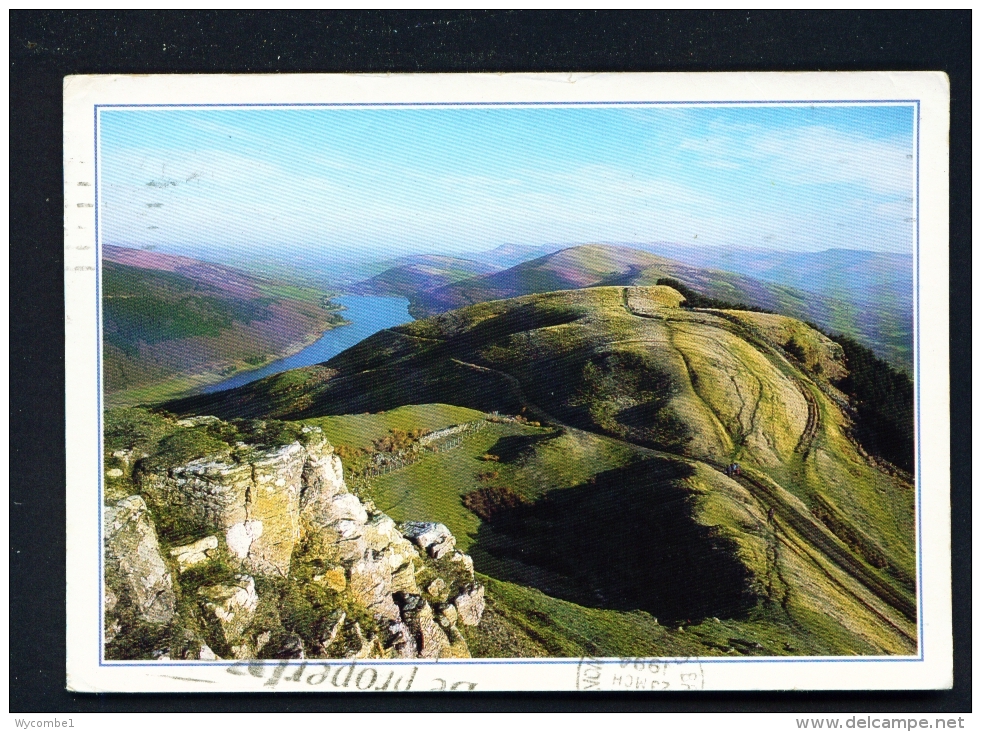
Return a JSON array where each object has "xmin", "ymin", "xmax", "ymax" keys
[{"xmin": 576, "ymin": 658, "xmax": 705, "ymax": 692}]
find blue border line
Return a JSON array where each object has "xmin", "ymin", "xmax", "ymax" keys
[
  {"xmin": 92, "ymin": 99, "xmax": 920, "ymax": 109},
  {"xmin": 95, "ymin": 105, "xmax": 105, "ymax": 665},
  {"xmin": 914, "ymin": 101, "xmax": 924, "ymax": 659},
  {"xmin": 94, "ymin": 99, "xmax": 924, "ymax": 668},
  {"xmin": 107, "ymin": 654, "xmax": 920, "ymax": 668}
]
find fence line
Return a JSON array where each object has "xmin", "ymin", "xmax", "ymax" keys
[{"xmin": 360, "ymin": 419, "xmax": 487, "ymax": 478}]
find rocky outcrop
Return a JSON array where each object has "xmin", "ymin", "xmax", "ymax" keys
[
  {"xmin": 401, "ymin": 521, "xmax": 457, "ymax": 559},
  {"xmin": 453, "ymin": 584, "xmax": 486, "ymax": 626},
  {"xmin": 104, "ymin": 496, "xmax": 176, "ymax": 627},
  {"xmin": 170, "ymin": 535, "xmax": 219, "ymax": 573},
  {"xmin": 198, "ymin": 575, "xmax": 259, "ymax": 657},
  {"xmin": 139, "ymin": 439, "xmax": 336, "ymax": 576},
  {"xmin": 105, "ymin": 422, "xmax": 484, "ymax": 661},
  {"xmin": 397, "ymin": 593, "xmax": 450, "ymax": 658}
]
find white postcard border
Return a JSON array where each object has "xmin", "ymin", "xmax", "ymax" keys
[{"xmin": 64, "ymin": 72, "xmax": 951, "ymax": 693}]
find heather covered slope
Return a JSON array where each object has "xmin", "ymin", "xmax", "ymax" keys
[
  {"xmin": 102, "ymin": 245, "xmax": 347, "ymax": 406},
  {"xmin": 164, "ymin": 286, "xmax": 916, "ymax": 655},
  {"xmin": 350, "ymin": 254, "xmax": 500, "ymax": 316}
]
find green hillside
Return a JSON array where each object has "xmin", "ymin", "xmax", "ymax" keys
[
  {"xmin": 102, "ymin": 248, "xmax": 347, "ymax": 407},
  {"xmin": 407, "ymin": 244, "xmax": 905, "ymax": 369},
  {"xmin": 162, "ymin": 285, "xmax": 917, "ymax": 656}
]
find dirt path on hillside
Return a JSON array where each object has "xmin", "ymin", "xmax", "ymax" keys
[
  {"xmin": 452, "ymin": 350, "xmax": 916, "ymax": 638},
  {"xmin": 793, "ymin": 381, "xmax": 820, "ymax": 458},
  {"xmin": 721, "ymin": 466, "xmax": 917, "ymax": 625},
  {"xmin": 450, "ymin": 358, "xmax": 570, "ymax": 429},
  {"xmin": 622, "ymin": 287, "xmax": 821, "ymax": 462}
]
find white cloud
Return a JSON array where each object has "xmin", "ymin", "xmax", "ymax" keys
[
  {"xmin": 99, "ymin": 112, "xmax": 915, "ymax": 257},
  {"xmin": 680, "ymin": 124, "xmax": 913, "ymax": 195}
]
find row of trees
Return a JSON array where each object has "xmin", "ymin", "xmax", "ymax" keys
[
  {"xmin": 828, "ymin": 334, "xmax": 914, "ymax": 473},
  {"xmin": 655, "ymin": 278, "xmax": 776, "ymax": 313}
]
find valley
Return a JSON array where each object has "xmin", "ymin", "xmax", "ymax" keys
[
  {"xmin": 145, "ymin": 284, "xmax": 916, "ymax": 658},
  {"xmin": 101, "ymin": 245, "xmax": 351, "ymax": 407},
  {"xmin": 92, "ymin": 101, "xmax": 921, "ymax": 666}
]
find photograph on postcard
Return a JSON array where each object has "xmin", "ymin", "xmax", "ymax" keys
[{"xmin": 64, "ymin": 73, "xmax": 950, "ymax": 692}]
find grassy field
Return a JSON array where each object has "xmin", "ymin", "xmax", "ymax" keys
[
  {"xmin": 159, "ymin": 285, "xmax": 917, "ymax": 656},
  {"xmin": 303, "ymin": 403, "xmax": 485, "ymax": 453},
  {"xmin": 364, "ymin": 420, "xmax": 633, "ymax": 551},
  {"xmin": 350, "ymin": 411, "xmax": 905, "ymax": 656}
]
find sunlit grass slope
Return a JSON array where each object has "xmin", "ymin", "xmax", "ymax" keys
[
  {"xmin": 163, "ymin": 285, "xmax": 916, "ymax": 656},
  {"xmin": 406, "ymin": 243, "xmax": 904, "ymax": 368}
]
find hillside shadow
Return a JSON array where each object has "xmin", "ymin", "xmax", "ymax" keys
[
  {"xmin": 471, "ymin": 458, "xmax": 758, "ymax": 623},
  {"xmin": 483, "ymin": 431, "xmax": 563, "ymax": 463},
  {"xmin": 433, "ymin": 304, "xmax": 582, "ymax": 357}
]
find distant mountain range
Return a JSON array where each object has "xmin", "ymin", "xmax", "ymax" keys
[
  {"xmin": 468, "ymin": 242, "xmax": 570, "ymax": 269},
  {"xmin": 353, "ymin": 243, "xmax": 911, "ymax": 369},
  {"xmin": 101, "ymin": 245, "xmax": 347, "ymax": 406},
  {"xmin": 639, "ymin": 244, "xmax": 913, "ymax": 308}
]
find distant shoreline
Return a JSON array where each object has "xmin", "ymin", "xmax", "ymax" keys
[{"xmin": 104, "ymin": 315, "xmax": 352, "ymax": 409}]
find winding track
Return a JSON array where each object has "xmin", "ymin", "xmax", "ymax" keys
[
  {"xmin": 617, "ymin": 289, "xmax": 916, "ymax": 627},
  {"xmin": 451, "ymin": 350, "xmax": 916, "ymax": 630},
  {"xmin": 622, "ymin": 287, "xmax": 822, "ymax": 459},
  {"xmin": 792, "ymin": 379, "xmax": 820, "ymax": 458}
]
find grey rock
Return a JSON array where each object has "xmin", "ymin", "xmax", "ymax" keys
[
  {"xmin": 397, "ymin": 593, "xmax": 451, "ymax": 659},
  {"xmin": 453, "ymin": 584, "xmax": 486, "ymax": 626},
  {"xmin": 104, "ymin": 496, "xmax": 176, "ymax": 625},
  {"xmin": 198, "ymin": 574, "xmax": 259, "ymax": 647},
  {"xmin": 399, "ymin": 521, "xmax": 456, "ymax": 559},
  {"xmin": 348, "ymin": 556, "xmax": 401, "ymax": 623}
]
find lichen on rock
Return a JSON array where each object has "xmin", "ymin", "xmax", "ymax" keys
[
  {"xmin": 104, "ymin": 495, "xmax": 176, "ymax": 626},
  {"xmin": 103, "ymin": 414, "xmax": 485, "ymax": 661}
]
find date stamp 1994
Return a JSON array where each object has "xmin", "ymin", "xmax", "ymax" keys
[{"xmin": 576, "ymin": 658, "xmax": 705, "ymax": 692}]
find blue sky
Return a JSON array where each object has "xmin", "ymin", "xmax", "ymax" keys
[{"xmin": 99, "ymin": 104, "xmax": 915, "ymax": 259}]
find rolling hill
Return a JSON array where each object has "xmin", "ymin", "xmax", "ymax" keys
[
  {"xmin": 641, "ymin": 244, "xmax": 914, "ymax": 370},
  {"xmin": 349, "ymin": 254, "xmax": 500, "ymax": 316},
  {"xmin": 647, "ymin": 244, "xmax": 913, "ymax": 309},
  {"xmin": 162, "ymin": 285, "xmax": 917, "ymax": 656},
  {"xmin": 400, "ymin": 243, "xmax": 904, "ymax": 368},
  {"xmin": 467, "ymin": 242, "xmax": 570, "ymax": 270},
  {"xmin": 102, "ymin": 245, "xmax": 347, "ymax": 407}
]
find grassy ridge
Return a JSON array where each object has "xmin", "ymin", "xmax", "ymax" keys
[
  {"xmin": 159, "ymin": 285, "xmax": 916, "ymax": 656},
  {"xmin": 399, "ymin": 243, "xmax": 908, "ymax": 369}
]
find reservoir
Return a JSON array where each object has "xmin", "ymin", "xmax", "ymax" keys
[{"xmin": 203, "ymin": 295, "xmax": 412, "ymax": 393}]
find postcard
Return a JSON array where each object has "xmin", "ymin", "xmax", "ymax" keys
[{"xmin": 64, "ymin": 72, "xmax": 951, "ymax": 692}]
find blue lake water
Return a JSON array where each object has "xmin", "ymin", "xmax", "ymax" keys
[{"xmin": 202, "ymin": 295, "xmax": 412, "ymax": 394}]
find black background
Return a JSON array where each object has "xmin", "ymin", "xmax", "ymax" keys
[{"xmin": 9, "ymin": 10, "xmax": 971, "ymax": 713}]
